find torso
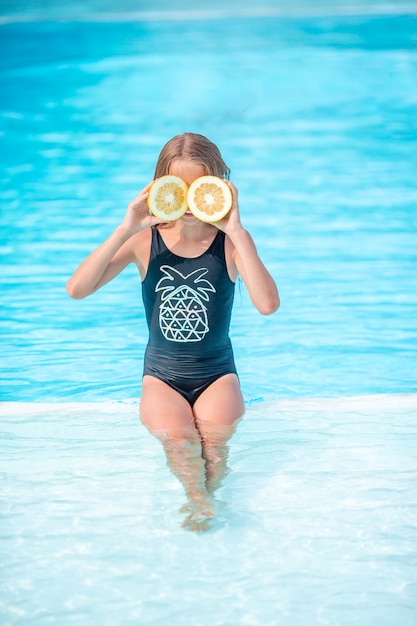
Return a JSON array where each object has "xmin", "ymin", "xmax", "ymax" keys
[
  {"xmin": 141, "ymin": 227, "xmax": 236, "ymax": 353},
  {"xmin": 139, "ymin": 225, "xmax": 238, "ymax": 401}
]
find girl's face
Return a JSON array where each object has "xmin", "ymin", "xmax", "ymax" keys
[{"xmin": 168, "ymin": 159, "xmax": 207, "ymax": 186}]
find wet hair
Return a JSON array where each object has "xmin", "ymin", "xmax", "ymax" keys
[{"xmin": 154, "ymin": 133, "xmax": 230, "ymax": 180}]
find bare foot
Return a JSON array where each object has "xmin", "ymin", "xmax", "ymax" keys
[
  {"xmin": 181, "ymin": 497, "xmax": 217, "ymax": 532},
  {"xmin": 179, "ymin": 502, "xmax": 192, "ymax": 515},
  {"xmin": 182, "ymin": 513, "xmax": 213, "ymax": 532}
]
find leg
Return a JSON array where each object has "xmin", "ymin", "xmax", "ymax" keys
[
  {"xmin": 140, "ymin": 375, "xmax": 217, "ymax": 531},
  {"xmin": 193, "ymin": 374, "xmax": 245, "ymax": 496}
]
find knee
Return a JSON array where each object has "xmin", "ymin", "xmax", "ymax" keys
[{"xmin": 202, "ymin": 442, "xmax": 229, "ymax": 464}]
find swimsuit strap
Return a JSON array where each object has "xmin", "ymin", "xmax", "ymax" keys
[{"xmin": 149, "ymin": 227, "xmax": 164, "ymax": 261}]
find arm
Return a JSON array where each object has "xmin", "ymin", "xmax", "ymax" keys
[
  {"xmin": 66, "ymin": 182, "xmax": 163, "ymax": 300},
  {"xmin": 217, "ymin": 182, "xmax": 280, "ymax": 315}
]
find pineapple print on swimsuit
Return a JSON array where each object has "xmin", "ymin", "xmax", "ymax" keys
[
  {"xmin": 141, "ymin": 227, "xmax": 237, "ymax": 404},
  {"xmin": 156, "ymin": 266, "xmax": 215, "ymax": 342}
]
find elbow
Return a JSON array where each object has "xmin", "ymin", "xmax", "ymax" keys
[
  {"xmin": 258, "ymin": 293, "xmax": 280, "ymax": 316},
  {"xmin": 66, "ymin": 278, "xmax": 88, "ymax": 300}
]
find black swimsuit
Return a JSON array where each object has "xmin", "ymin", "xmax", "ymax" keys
[{"xmin": 142, "ymin": 227, "xmax": 237, "ymax": 405}]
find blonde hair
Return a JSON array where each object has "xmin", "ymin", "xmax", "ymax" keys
[{"xmin": 154, "ymin": 133, "xmax": 230, "ymax": 180}]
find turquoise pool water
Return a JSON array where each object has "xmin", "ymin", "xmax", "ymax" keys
[{"xmin": 1, "ymin": 4, "xmax": 417, "ymax": 625}]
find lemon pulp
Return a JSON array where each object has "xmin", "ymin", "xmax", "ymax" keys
[{"xmin": 147, "ymin": 175, "xmax": 188, "ymax": 221}]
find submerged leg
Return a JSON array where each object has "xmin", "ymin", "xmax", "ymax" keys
[
  {"xmin": 140, "ymin": 376, "xmax": 217, "ymax": 532},
  {"xmin": 193, "ymin": 374, "xmax": 245, "ymax": 496}
]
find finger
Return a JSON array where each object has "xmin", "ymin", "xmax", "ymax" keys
[
  {"xmin": 149, "ymin": 215, "xmax": 169, "ymax": 227},
  {"xmin": 224, "ymin": 179, "xmax": 237, "ymax": 193},
  {"xmin": 132, "ymin": 181, "xmax": 153, "ymax": 202}
]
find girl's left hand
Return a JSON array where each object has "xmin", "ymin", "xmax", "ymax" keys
[{"xmin": 211, "ymin": 181, "xmax": 243, "ymax": 234}]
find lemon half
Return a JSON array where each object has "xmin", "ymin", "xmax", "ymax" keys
[
  {"xmin": 188, "ymin": 176, "xmax": 232, "ymax": 222},
  {"xmin": 147, "ymin": 175, "xmax": 189, "ymax": 221}
]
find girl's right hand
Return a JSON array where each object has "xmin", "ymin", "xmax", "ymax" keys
[{"xmin": 121, "ymin": 182, "xmax": 167, "ymax": 235}]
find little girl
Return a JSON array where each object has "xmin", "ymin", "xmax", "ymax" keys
[{"xmin": 67, "ymin": 133, "xmax": 279, "ymax": 531}]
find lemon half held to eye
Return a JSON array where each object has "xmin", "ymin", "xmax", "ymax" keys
[
  {"xmin": 147, "ymin": 175, "xmax": 189, "ymax": 221},
  {"xmin": 188, "ymin": 176, "xmax": 233, "ymax": 222}
]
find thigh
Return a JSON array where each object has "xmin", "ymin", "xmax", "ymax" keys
[
  {"xmin": 193, "ymin": 374, "xmax": 245, "ymax": 430},
  {"xmin": 140, "ymin": 375, "xmax": 196, "ymax": 435}
]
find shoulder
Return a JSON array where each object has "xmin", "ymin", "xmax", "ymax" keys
[{"xmin": 128, "ymin": 228, "xmax": 153, "ymax": 278}]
